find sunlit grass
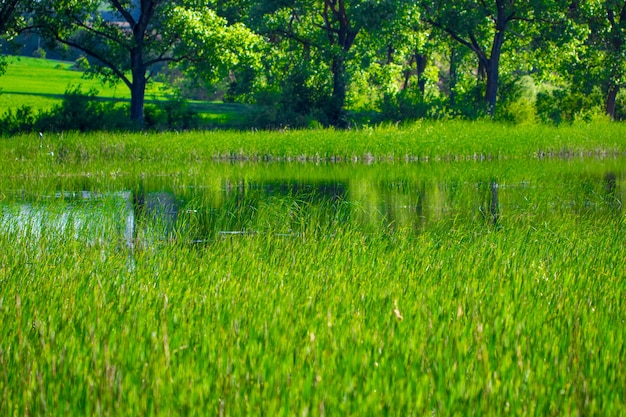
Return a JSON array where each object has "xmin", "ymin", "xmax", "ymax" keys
[
  {"xmin": 0, "ymin": 125, "xmax": 624, "ymax": 415},
  {"xmin": 0, "ymin": 56, "xmax": 171, "ymax": 113},
  {"xmin": 0, "ymin": 56, "xmax": 255, "ymax": 126},
  {"xmin": 1, "ymin": 120, "xmax": 625, "ymax": 173},
  {"xmin": 1, "ymin": 202, "xmax": 624, "ymax": 415}
]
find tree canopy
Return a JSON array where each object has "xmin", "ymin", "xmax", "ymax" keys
[
  {"xmin": 2, "ymin": 0, "xmax": 626, "ymax": 128},
  {"xmin": 34, "ymin": 0, "xmax": 260, "ymax": 127},
  {"xmin": 0, "ymin": 0, "xmax": 31, "ymax": 75}
]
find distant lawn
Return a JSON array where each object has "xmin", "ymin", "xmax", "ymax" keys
[
  {"xmin": 0, "ymin": 56, "xmax": 254, "ymax": 126},
  {"xmin": 0, "ymin": 56, "xmax": 175, "ymax": 112}
]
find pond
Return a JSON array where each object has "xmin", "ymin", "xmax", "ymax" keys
[{"xmin": 1, "ymin": 158, "xmax": 624, "ymax": 246}]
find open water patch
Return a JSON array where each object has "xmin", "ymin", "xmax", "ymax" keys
[{"xmin": 1, "ymin": 163, "xmax": 624, "ymax": 245}]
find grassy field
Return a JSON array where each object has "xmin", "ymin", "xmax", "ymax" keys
[
  {"xmin": 1, "ymin": 120, "xmax": 624, "ymax": 171},
  {"xmin": 0, "ymin": 56, "xmax": 252, "ymax": 125},
  {"xmin": 0, "ymin": 56, "xmax": 143, "ymax": 112},
  {"xmin": 1, "ymin": 119, "xmax": 625, "ymax": 414}
]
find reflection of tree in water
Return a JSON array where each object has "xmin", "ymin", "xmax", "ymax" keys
[
  {"xmin": 376, "ymin": 179, "xmax": 429, "ymax": 233},
  {"xmin": 249, "ymin": 180, "xmax": 349, "ymax": 230},
  {"xmin": 3, "ymin": 168, "xmax": 624, "ymax": 245},
  {"xmin": 604, "ymin": 172, "xmax": 622, "ymax": 210},
  {"xmin": 572, "ymin": 172, "xmax": 623, "ymax": 215},
  {"xmin": 133, "ymin": 189, "xmax": 180, "ymax": 243}
]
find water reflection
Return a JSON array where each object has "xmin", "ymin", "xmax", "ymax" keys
[{"xmin": 1, "ymin": 169, "xmax": 623, "ymax": 244}]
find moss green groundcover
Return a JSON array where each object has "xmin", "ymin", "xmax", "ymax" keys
[{"xmin": 0, "ymin": 122, "xmax": 625, "ymax": 415}]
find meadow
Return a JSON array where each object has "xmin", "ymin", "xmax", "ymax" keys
[
  {"xmin": 1, "ymin": 120, "xmax": 625, "ymax": 415},
  {"xmin": 0, "ymin": 56, "xmax": 251, "ymax": 126},
  {"xmin": 0, "ymin": 56, "xmax": 142, "ymax": 112}
]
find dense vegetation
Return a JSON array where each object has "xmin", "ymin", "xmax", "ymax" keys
[
  {"xmin": 1, "ymin": 124, "xmax": 625, "ymax": 414},
  {"xmin": 1, "ymin": 1, "xmax": 625, "ymax": 413},
  {"xmin": 2, "ymin": 1, "xmax": 626, "ymax": 130}
]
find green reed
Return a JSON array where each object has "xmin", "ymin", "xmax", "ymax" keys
[
  {"xmin": 1, "ymin": 192, "xmax": 624, "ymax": 415},
  {"xmin": 1, "ymin": 120, "xmax": 625, "ymax": 174},
  {"xmin": 0, "ymin": 122, "xmax": 625, "ymax": 415}
]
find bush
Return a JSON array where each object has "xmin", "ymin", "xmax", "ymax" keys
[
  {"xmin": 1, "ymin": 86, "xmax": 202, "ymax": 134},
  {"xmin": 536, "ymin": 88, "xmax": 603, "ymax": 125},
  {"xmin": 0, "ymin": 105, "xmax": 37, "ymax": 136},
  {"xmin": 32, "ymin": 48, "xmax": 46, "ymax": 59},
  {"xmin": 35, "ymin": 85, "xmax": 131, "ymax": 132},
  {"xmin": 378, "ymin": 89, "xmax": 448, "ymax": 123},
  {"xmin": 496, "ymin": 97, "xmax": 537, "ymax": 125},
  {"xmin": 248, "ymin": 62, "xmax": 333, "ymax": 129},
  {"xmin": 144, "ymin": 94, "xmax": 201, "ymax": 131},
  {"xmin": 71, "ymin": 56, "xmax": 90, "ymax": 71}
]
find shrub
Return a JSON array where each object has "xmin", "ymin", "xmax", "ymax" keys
[
  {"xmin": 497, "ymin": 97, "xmax": 537, "ymax": 125},
  {"xmin": 35, "ymin": 85, "xmax": 131, "ymax": 132},
  {"xmin": 536, "ymin": 88, "xmax": 603, "ymax": 125},
  {"xmin": 0, "ymin": 105, "xmax": 37, "ymax": 136},
  {"xmin": 378, "ymin": 89, "xmax": 448, "ymax": 123},
  {"xmin": 1, "ymin": 86, "xmax": 203, "ymax": 134},
  {"xmin": 144, "ymin": 94, "xmax": 201, "ymax": 131}
]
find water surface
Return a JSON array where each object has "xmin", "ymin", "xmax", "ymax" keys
[{"xmin": 2, "ymin": 158, "xmax": 624, "ymax": 244}]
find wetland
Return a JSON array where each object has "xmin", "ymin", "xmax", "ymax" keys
[{"xmin": 1, "ymin": 124, "xmax": 625, "ymax": 415}]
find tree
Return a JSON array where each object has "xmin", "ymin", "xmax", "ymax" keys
[
  {"xmin": 251, "ymin": 0, "xmax": 404, "ymax": 127},
  {"xmin": 35, "ymin": 0, "xmax": 260, "ymax": 127},
  {"xmin": 566, "ymin": 1, "xmax": 626, "ymax": 119},
  {"xmin": 1, "ymin": 0, "xmax": 32, "ymax": 75},
  {"xmin": 421, "ymin": 0, "xmax": 564, "ymax": 116},
  {"xmin": 0, "ymin": 0, "xmax": 26, "ymax": 35}
]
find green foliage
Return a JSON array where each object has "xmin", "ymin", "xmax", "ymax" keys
[
  {"xmin": 5, "ymin": 1, "xmax": 626, "ymax": 127},
  {"xmin": 250, "ymin": 62, "xmax": 332, "ymax": 129},
  {"xmin": 0, "ymin": 104, "xmax": 37, "ymax": 135},
  {"xmin": 70, "ymin": 55, "xmax": 89, "ymax": 71},
  {"xmin": 497, "ymin": 97, "xmax": 537, "ymax": 125},
  {"xmin": 536, "ymin": 88, "xmax": 605, "ymax": 125},
  {"xmin": 0, "ymin": 0, "xmax": 30, "ymax": 40},
  {"xmin": 0, "ymin": 132, "xmax": 624, "ymax": 414},
  {"xmin": 144, "ymin": 94, "xmax": 202, "ymax": 131},
  {"xmin": 247, "ymin": 0, "xmax": 408, "ymax": 127}
]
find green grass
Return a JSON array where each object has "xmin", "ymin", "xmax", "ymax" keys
[
  {"xmin": 1, "ymin": 201, "xmax": 624, "ymax": 415},
  {"xmin": 1, "ymin": 120, "xmax": 624, "ymax": 173},
  {"xmin": 0, "ymin": 55, "xmax": 254, "ymax": 125},
  {"xmin": 0, "ymin": 56, "xmax": 173, "ymax": 112},
  {"xmin": 0, "ymin": 125, "xmax": 625, "ymax": 415}
]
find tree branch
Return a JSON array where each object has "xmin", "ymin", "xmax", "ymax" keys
[
  {"xmin": 68, "ymin": 13, "xmax": 129, "ymax": 47},
  {"xmin": 109, "ymin": 0, "xmax": 137, "ymax": 28},
  {"xmin": 51, "ymin": 34, "xmax": 132, "ymax": 89}
]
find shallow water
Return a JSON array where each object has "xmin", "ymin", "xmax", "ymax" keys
[{"xmin": 1, "ymin": 159, "xmax": 624, "ymax": 244}]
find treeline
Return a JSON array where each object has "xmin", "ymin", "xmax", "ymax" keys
[{"xmin": 1, "ymin": 0, "xmax": 626, "ymax": 130}]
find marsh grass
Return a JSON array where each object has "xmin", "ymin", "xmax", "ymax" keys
[
  {"xmin": 0, "ymin": 124, "xmax": 625, "ymax": 415},
  {"xmin": 2, "ymin": 120, "xmax": 625, "ymax": 169},
  {"xmin": 1, "ymin": 207, "xmax": 624, "ymax": 415}
]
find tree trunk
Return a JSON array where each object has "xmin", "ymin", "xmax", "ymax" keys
[
  {"xmin": 606, "ymin": 84, "xmax": 619, "ymax": 120},
  {"xmin": 484, "ymin": 62, "xmax": 498, "ymax": 116},
  {"xmin": 484, "ymin": 29, "xmax": 505, "ymax": 117},
  {"xmin": 416, "ymin": 53, "xmax": 427, "ymax": 96},
  {"xmin": 329, "ymin": 56, "xmax": 348, "ymax": 128},
  {"xmin": 130, "ymin": 49, "xmax": 146, "ymax": 128}
]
